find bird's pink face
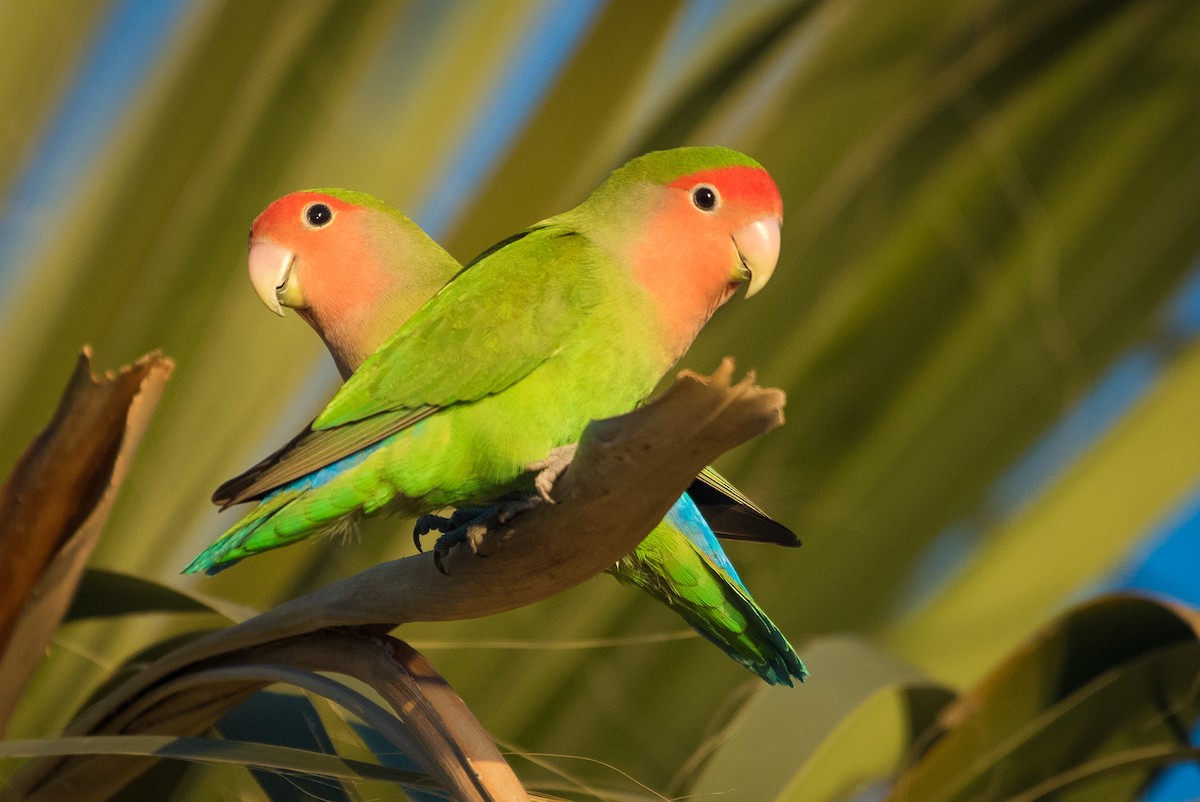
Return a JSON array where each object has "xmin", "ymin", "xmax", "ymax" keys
[
  {"xmin": 667, "ymin": 164, "xmax": 782, "ymax": 297},
  {"xmin": 246, "ymin": 191, "xmax": 387, "ymax": 319},
  {"xmin": 632, "ymin": 164, "xmax": 783, "ymax": 349}
]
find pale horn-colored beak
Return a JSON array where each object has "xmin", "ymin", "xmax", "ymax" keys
[
  {"xmin": 248, "ymin": 240, "xmax": 299, "ymax": 317},
  {"xmin": 731, "ymin": 217, "xmax": 781, "ymax": 298}
]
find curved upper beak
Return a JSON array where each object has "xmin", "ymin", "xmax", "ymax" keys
[
  {"xmin": 248, "ymin": 239, "xmax": 301, "ymax": 317},
  {"xmin": 731, "ymin": 217, "xmax": 781, "ymax": 299}
]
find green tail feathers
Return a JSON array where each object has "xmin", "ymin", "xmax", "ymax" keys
[
  {"xmin": 183, "ymin": 491, "xmax": 297, "ymax": 575},
  {"xmin": 611, "ymin": 513, "xmax": 807, "ymax": 686}
]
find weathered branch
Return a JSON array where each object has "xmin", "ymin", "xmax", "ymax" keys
[{"xmin": 7, "ymin": 358, "xmax": 785, "ymax": 800}]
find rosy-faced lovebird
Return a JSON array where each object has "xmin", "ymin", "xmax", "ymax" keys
[
  {"xmin": 219, "ymin": 185, "xmax": 805, "ymax": 684},
  {"xmin": 185, "ymin": 147, "xmax": 803, "ymax": 681}
]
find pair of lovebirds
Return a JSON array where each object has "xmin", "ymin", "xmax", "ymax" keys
[{"xmin": 185, "ymin": 146, "xmax": 809, "ymax": 686}]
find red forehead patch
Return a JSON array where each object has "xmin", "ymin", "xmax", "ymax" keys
[
  {"xmin": 668, "ymin": 165, "xmax": 782, "ymax": 220},
  {"xmin": 254, "ymin": 191, "xmax": 358, "ymax": 234}
]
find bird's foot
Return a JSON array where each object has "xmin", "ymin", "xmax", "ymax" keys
[
  {"xmin": 432, "ymin": 516, "xmax": 492, "ymax": 575},
  {"xmin": 419, "ymin": 495, "xmax": 542, "ymax": 574},
  {"xmin": 413, "ymin": 506, "xmax": 492, "ymax": 552},
  {"xmin": 528, "ymin": 443, "xmax": 578, "ymax": 503}
]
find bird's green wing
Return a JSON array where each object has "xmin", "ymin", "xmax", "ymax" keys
[
  {"xmin": 213, "ymin": 224, "xmax": 601, "ymax": 508},
  {"xmin": 212, "ymin": 407, "xmax": 437, "ymax": 508}
]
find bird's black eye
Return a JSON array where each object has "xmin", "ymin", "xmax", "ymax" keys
[
  {"xmin": 304, "ymin": 203, "xmax": 333, "ymax": 228},
  {"xmin": 691, "ymin": 185, "xmax": 718, "ymax": 212}
]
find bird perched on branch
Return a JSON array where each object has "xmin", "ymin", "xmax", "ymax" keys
[{"xmin": 188, "ymin": 147, "xmax": 806, "ymax": 684}]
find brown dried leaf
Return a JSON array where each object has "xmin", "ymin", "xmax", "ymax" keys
[{"xmin": 0, "ymin": 348, "xmax": 173, "ymax": 733}]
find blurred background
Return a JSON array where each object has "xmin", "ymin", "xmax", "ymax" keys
[{"xmin": 2, "ymin": 0, "xmax": 1200, "ymax": 798}]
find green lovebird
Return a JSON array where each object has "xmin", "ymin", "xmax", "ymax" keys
[
  {"xmin": 187, "ymin": 146, "xmax": 805, "ymax": 683},
  {"xmin": 228, "ymin": 185, "xmax": 805, "ymax": 685}
]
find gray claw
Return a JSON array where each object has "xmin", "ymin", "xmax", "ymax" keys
[{"xmin": 528, "ymin": 443, "xmax": 578, "ymax": 504}]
